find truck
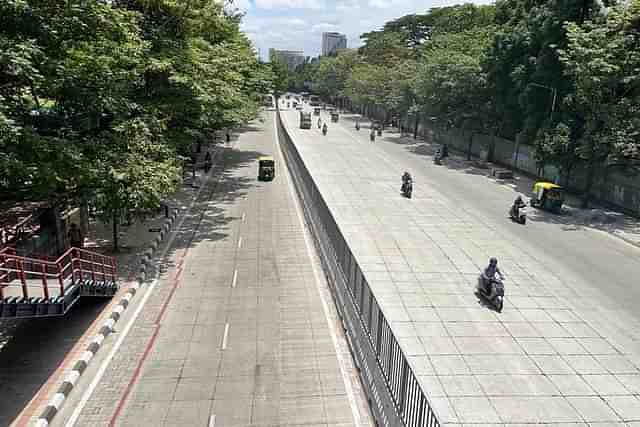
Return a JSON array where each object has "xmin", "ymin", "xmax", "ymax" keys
[{"xmin": 299, "ymin": 111, "xmax": 312, "ymax": 129}]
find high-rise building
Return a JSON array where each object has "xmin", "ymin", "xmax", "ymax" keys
[
  {"xmin": 269, "ymin": 48, "xmax": 305, "ymax": 71},
  {"xmin": 321, "ymin": 32, "xmax": 347, "ymax": 56}
]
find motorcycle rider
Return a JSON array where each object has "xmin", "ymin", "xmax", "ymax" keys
[
  {"xmin": 402, "ymin": 171, "xmax": 412, "ymax": 185},
  {"xmin": 512, "ymin": 195, "xmax": 526, "ymax": 218},
  {"xmin": 482, "ymin": 257, "xmax": 504, "ymax": 295},
  {"xmin": 370, "ymin": 129, "xmax": 376, "ymax": 141},
  {"xmin": 317, "ymin": 118, "xmax": 322, "ymax": 129},
  {"xmin": 355, "ymin": 121, "xmax": 360, "ymax": 131},
  {"xmin": 322, "ymin": 123, "xmax": 328, "ymax": 135},
  {"xmin": 401, "ymin": 172, "xmax": 413, "ymax": 194}
]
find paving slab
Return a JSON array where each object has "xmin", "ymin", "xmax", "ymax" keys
[
  {"xmin": 51, "ymin": 113, "xmax": 372, "ymax": 427},
  {"xmin": 280, "ymin": 108, "xmax": 640, "ymax": 425}
]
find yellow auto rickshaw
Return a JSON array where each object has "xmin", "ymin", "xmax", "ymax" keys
[
  {"xmin": 531, "ymin": 181, "xmax": 564, "ymax": 213},
  {"xmin": 313, "ymin": 107, "xmax": 321, "ymax": 116},
  {"xmin": 258, "ymin": 156, "xmax": 275, "ymax": 181},
  {"xmin": 331, "ymin": 112, "xmax": 339, "ymax": 122}
]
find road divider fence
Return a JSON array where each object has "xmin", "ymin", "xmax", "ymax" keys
[{"xmin": 276, "ymin": 109, "xmax": 440, "ymax": 427}]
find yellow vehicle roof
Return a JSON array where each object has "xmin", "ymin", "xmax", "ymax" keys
[
  {"xmin": 534, "ymin": 181, "xmax": 562, "ymax": 190},
  {"xmin": 259, "ymin": 156, "xmax": 274, "ymax": 162}
]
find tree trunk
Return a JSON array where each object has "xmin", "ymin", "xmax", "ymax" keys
[
  {"xmin": 467, "ymin": 132, "xmax": 474, "ymax": 161},
  {"xmin": 582, "ymin": 160, "xmax": 596, "ymax": 208},
  {"xmin": 413, "ymin": 115, "xmax": 419, "ymax": 139},
  {"xmin": 112, "ymin": 212, "xmax": 119, "ymax": 252}
]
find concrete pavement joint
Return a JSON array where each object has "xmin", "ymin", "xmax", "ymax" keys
[{"xmin": 36, "ymin": 148, "xmax": 222, "ymax": 427}]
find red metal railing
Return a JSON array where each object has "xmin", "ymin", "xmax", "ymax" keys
[{"xmin": 0, "ymin": 247, "xmax": 117, "ymax": 301}]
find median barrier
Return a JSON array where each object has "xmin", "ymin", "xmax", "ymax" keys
[{"xmin": 276, "ymin": 109, "xmax": 440, "ymax": 427}]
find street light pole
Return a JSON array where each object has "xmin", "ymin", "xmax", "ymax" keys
[{"xmin": 529, "ymin": 82, "xmax": 557, "ymax": 120}]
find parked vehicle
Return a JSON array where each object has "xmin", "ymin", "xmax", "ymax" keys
[
  {"xmin": 331, "ymin": 112, "xmax": 339, "ymax": 122},
  {"xmin": 299, "ymin": 111, "xmax": 312, "ymax": 129},
  {"xmin": 258, "ymin": 156, "xmax": 275, "ymax": 181},
  {"xmin": 434, "ymin": 149, "xmax": 443, "ymax": 165},
  {"xmin": 531, "ymin": 182, "xmax": 564, "ymax": 213}
]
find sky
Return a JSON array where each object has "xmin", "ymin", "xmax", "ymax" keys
[{"xmin": 234, "ymin": 0, "xmax": 493, "ymax": 61}]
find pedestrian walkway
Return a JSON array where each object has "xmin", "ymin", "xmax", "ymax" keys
[
  {"xmin": 281, "ymin": 108, "xmax": 640, "ymax": 426},
  {"xmin": 5, "ymin": 144, "xmax": 220, "ymax": 427},
  {"xmin": 54, "ymin": 113, "xmax": 370, "ymax": 426}
]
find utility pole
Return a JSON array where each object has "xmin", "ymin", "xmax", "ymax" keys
[{"xmin": 529, "ymin": 82, "xmax": 557, "ymax": 120}]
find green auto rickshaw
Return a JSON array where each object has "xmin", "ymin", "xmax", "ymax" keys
[
  {"xmin": 531, "ymin": 181, "xmax": 564, "ymax": 213},
  {"xmin": 258, "ymin": 156, "xmax": 275, "ymax": 181}
]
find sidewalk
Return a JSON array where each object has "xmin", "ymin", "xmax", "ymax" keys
[
  {"xmin": 83, "ymin": 143, "xmax": 222, "ymax": 282},
  {"xmin": 9, "ymin": 142, "xmax": 224, "ymax": 427}
]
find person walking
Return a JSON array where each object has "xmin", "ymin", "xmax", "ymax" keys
[{"xmin": 68, "ymin": 223, "xmax": 84, "ymax": 249}]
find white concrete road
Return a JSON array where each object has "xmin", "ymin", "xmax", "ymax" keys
[
  {"xmin": 47, "ymin": 112, "xmax": 372, "ymax": 427},
  {"xmin": 282, "ymin": 102, "xmax": 640, "ymax": 426}
]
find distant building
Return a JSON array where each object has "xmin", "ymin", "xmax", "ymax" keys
[
  {"xmin": 269, "ymin": 48, "xmax": 305, "ymax": 71},
  {"xmin": 321, "ymin": 32, "xmax": 347, "ymax": 56}
]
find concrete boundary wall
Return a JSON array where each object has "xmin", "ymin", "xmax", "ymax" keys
[
  {"xmin": 276, "ymin": 109, "xmax": 440, "ymax": 427},
  {"xmin": 400, "ymin": 117, "xmax": 640, "ymax": 215}
]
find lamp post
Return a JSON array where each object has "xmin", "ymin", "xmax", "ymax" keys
[{"xmin": 529, "ymin": 82, "xmax": 557, "ymax": 120}]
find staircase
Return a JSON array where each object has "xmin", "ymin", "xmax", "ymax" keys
[{"xmin": 0, "ymin": 247, "xmax": 118, "ymax": 319}]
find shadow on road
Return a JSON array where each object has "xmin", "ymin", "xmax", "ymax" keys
[
  {"xmin": 342, "ymin": 112, "xmax": 640, "ymax": 242},
  {"xmin": 0, "ymin": 121, "xmax": 273, "ymax": 426},
  {"xmin": 0, "ymin": 298, "xmax": 108, "ymax": 426}
]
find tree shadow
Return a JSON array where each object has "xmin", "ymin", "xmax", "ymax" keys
[
  {"xmin": 379, "ymin": 128, "xmax": 640, "ymax": 240},
  {"xmin": 154, "ymin": 145, "xmax": 270, "ymax": 273},
  {"xmin": 0, "ymin": 298, "xmax": 108, "ymax": 426}
]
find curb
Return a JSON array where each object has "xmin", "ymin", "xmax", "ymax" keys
[{"xmin": 35, "ymin": 209, "xmax": 179, "ymax": 427}]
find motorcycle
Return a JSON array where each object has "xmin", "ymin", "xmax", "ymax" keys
[
  {"xmin": 377, "ymin": 128, "xmax": 382, "ymax": 136},
  {"xmin": 477, "ymin": 274, "xmax": 505, "ymax": 312},
  {"xmin": 509, "ymin": 204, "xmax": 527, "ymax": 224},
  {"xmin": 370, "ymin": 131, "xmax": 375, "ymax": 142},
  {"xmin": 356, "ymin": 122, "xmax": 360, "ymax": 131},
  {"xmin": 322, "ymin": 125, "xmax": 328, "ymax": 136},
  {"xmin": 401, "ymin": 180, "xmax": 413, "ymax": 198},
  {"xmin": 434, "ymin": 150, "xmax": 443, "ymax": 165},
  {"xmin": 317, "ymin": 120, "xmax": 322, "ymax": 129}
]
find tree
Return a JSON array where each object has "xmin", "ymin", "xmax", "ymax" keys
[
  {"xmin": 413, "ymin": 27, "xmax": 497, "ymax": 158},
  {"xmin": 1, "ymin": 0, "xmax": 275, "ymax": 251},
  {"xmin": 558, "ymin": 0, "xmax": 640, "ymax": 206}
]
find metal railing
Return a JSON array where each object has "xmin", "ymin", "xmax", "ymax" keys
[
  {"xmin": 0, "ymin": 246, "xmax": 116, "ymax": 300},
  {"xmin": 276, "ymin": 110, "xmax": 440, "ymax": 427}
]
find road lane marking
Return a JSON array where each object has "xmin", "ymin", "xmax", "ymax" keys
[
  {"xmin": 64, "ymin": 161, "xmax": 219, "ymax": 427},
  {"xmin": 221, "ymin": 323, "xmax": 230, "ymax": 350},
  {"xmin": 241, "ymin": 212, "xmax": 246, "ymax": 222},
  {"xmin": 231, "ymin": 269, "xmax": 238, "ymax": 288},
  {"xmin": 208, "ymin": 415, "xmax": 216, "ymax": 427},
  {"xmin": 274, "ymin": 112, "xmax": 364, "ymax": 426},
  {"xmin": 64, "ymin": 278, "xmax": 158, "ymax": 427},
  {"xmin": 238, "ymin": 236, "xmax": 243, "ymax": 249}
]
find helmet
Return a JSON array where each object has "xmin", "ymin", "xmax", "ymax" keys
[
  {"xmin": 489, "ymin": 257, "xmax": 498, "ymax": 265},
  {"xmin": 515, "ymin": 195, "xmax": 523, "ymax": 202}
]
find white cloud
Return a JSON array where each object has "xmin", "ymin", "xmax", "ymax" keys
[
  {"xmin": 311, "ymin": 22, "xmax": 337, "ymax": 33},
  {"xmin": 232, "ymin": 0, "xmax": 252, "ymax": 11},
  {"xmin": 287, "ymin": 18, "xmax": 307, "ymax": 26},
  {"xmin": 254, "ymin": 0, "xmax": 324, "ymax": 9}
]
